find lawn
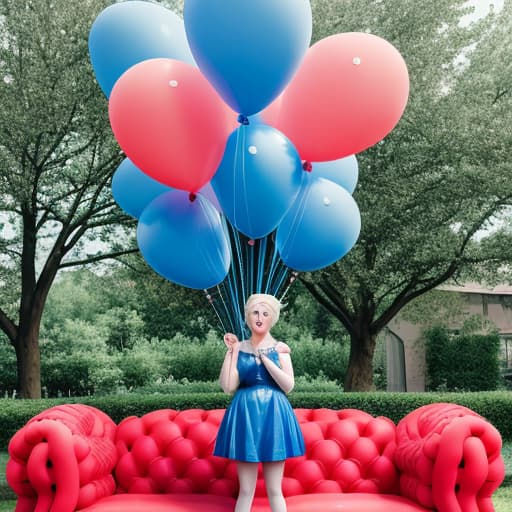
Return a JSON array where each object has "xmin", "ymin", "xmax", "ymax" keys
[{"xmin": 1, "ymin": 444, "xmax": 511, "ymax": 511}]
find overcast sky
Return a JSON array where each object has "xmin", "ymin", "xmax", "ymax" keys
[{"xmin": 465, "ymin": 0, "xmax": 503, "ymax": 20}]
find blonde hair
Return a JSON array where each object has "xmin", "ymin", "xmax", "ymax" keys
[{"xmin": 244, "ymin": 294, "xmax": 282, "ymax": 327}]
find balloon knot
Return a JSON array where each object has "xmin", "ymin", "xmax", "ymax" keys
[
  {"xmin": 302, "ymin": 161, "xmax": 313, "ymax": 172},
  {"xmin": 237, "ymin": 114, "xmax": 249, "ymax": 125},
  {"xmin": 189, "ymin": 192, "xmax": 197, "ymax": 202},
  {"xmin": 248, "ymin": 239, "xmax": 255, "ymax": 246}
]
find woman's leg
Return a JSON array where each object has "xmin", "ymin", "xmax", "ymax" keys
[
  {"xmin": 263, "ymin": 461, "xmax": 286, "ymax": 512},
  {"xmin": 235, "ymin": 461, "xmax": 258, "ymax": 512}
]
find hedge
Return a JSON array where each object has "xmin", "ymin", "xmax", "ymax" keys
[
  {"xmin": 1, "ymin": 391, "xmax": 511, "ymax": 450},
  {"xmin": 425, "ymin": 327, "xmax": 501, "ymax": 391}
]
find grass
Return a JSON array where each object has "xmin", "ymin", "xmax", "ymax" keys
[{"xmin": 1, "ymin": 444, "xmax": 511, "ymax": 511}]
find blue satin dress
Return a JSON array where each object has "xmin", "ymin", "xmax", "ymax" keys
[{"xmin": 214, "ymin": 347, "xmax": 305, "ymax": 462}]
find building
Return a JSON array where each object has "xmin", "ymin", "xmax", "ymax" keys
[{"xmin": 381, "ymin": 283, "xmax": 512, "ymax": 391}]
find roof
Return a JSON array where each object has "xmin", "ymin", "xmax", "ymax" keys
[{"xmin": 438, "ymin": 282, "xmax": 512, "ymax": 296}]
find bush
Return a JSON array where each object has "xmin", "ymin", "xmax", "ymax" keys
[
  {"xmin": 134, "ymin": 373, "xmax": 342, "ymax": 395},
  {"xmin": 1, "ymin": 391, "xmax": 511, "ymax": 450},
  {"xmin": 118, "ymin": 342, "xmax": 164, "ymax": 389},
  {"xmin": 425, "ymin": 327, "xmax": 500, "ymax": 391},
  {"xmin": 42, "ymin": 353, "xmax": 95, "ymax": 397},
  {"xmin": 0, "ymin": 337, "xmax": 17, "ymax": 396},
  {"xmin": 273, "ymin": 323, "xmax": 348, "ymax": 383},
  {"xmin": 166, "ymin": 331, "xmax": 225, "ymax": 381}
]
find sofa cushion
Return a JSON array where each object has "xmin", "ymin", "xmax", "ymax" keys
[
  {"xmin": 79, "ymin": 492, "xmax": 430, "ymax": 512},
  {"xmin": 113, "ymin": 407, "xmax": 399, "ymax": 500}
]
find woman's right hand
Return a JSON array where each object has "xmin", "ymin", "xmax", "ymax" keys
[{"xmin": 223, "ymin": 333, "xmax": 239, "ymax": 352}]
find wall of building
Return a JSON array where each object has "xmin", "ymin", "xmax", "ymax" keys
[{"xmin": 383, "ymin": 288, "xmax": 512, "ymax": 392}]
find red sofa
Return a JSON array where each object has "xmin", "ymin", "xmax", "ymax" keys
[{"xmin": 6, "ymin": 402, "xmax": 505, "ymax": 512}]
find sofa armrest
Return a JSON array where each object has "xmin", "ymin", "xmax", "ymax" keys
[
  {"xmin": 6, "ymin": 404, "xmax": 118, "ymax": 512},
  {"xmin": 395, "ymin": 403, "xmax": 505, "ymax": 512}
]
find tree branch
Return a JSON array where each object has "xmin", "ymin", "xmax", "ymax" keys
[
  {"xmin": 300, "ymin": 276, "xmax": 356, "ymax": 337},
  {"xmin": 0, "ymin": 305, "xmax": 18, "ymax": 343},
  {"xmin": 59, "ymin": 247, "xmax": 139, "ymax": 268}
]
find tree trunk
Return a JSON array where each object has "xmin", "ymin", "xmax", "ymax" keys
[
  {"xmin": 344, "ymin": 331, "xmax": 377, "ymax": 391},
  {"xmin": 15, "ymin": 322, "xmax": 42, "ymax": 399}
]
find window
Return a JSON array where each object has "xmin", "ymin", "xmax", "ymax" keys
[{"xmin": 499, "ymin": 335, "xmax": 512, "ymax": 369}]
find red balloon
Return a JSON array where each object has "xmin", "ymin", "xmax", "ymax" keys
[
  {"xmin": 109, "ymin": 58, "xmax": 237, "ymax": 192},
  {"xmin": 270, "ymin": 33, "xmax": 409, "ymax": 162}
]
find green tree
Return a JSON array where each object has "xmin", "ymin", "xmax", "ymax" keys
[
  {"xmin": 0, "ymin": 0, "xmax": 137, "ymax": 398},
  {"xmin": 303, "ymin": 0, "xmax": 512, "ymax": 390},
  {"xmin": 111, "ymin": 257, "xmax": 218, "ymax": 340}
]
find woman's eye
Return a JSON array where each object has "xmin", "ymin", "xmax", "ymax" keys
[{"xmin": 263, "ymin": 312, "xmax": 269, "ymax": 317}]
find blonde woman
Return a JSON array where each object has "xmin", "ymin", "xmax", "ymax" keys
[{"xmin": 214, "ymin": 294, "xmax": 305, "ymax": 512}]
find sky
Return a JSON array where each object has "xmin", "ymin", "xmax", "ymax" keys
[{"xmin": 464, "ymin": 0, "xmax": 504, "ymax": 21}]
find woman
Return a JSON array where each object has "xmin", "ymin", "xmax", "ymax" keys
[{"xmin": 214, "ymin": 293, "xmax": 305, "ymax": 512}]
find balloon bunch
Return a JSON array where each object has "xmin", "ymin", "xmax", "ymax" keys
[{"xmin": 89, "ymin": 0, "xmax": 409, "ymax": 334}]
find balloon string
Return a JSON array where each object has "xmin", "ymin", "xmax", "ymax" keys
[
  {"xmin": 257, "ymin": 236, "xmax": 267, "ymax": 292},
  {"xmin": 219, "ymin": 219, "xmax": 242, "ymax": 337},
  {"xmin": 239, "ymin": 126, "xmax": 254, "ymax": 236},
  {"xmin": 231, "ymin": 223, "xmax": 249, "ymax": 338},
  {"xmin": 207, "ymin": 223, "xmax": 299, "ymax": 339},
  {"xmin": 266, "ymin": 236, "xmax": 285, "ymax": 294},
  {"xmin": 232, "ymin": 128, "xmax": 241, "ymax": 230},
  {"xmin": 279, "ymin": 271, "xmax": 298, "ymax": 303},
  {"xmin": 204, "ymin": 288, "xmax": 229, "ymax": 334},
  {"xmin": 278, "ymin": 181, "xmax": 310, "ymax": 263}
]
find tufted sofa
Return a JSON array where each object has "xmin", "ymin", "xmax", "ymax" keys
[{"xmin": 6, "ymin": 402, "xmax": 505, "ymax": 512}]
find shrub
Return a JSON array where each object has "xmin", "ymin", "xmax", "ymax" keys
[
  {"xmin": 0, "ymin": 337, "xmax": 17, "ymax": 396},
  {"xmin": 273, "ymin": 323, "xmax": 348, "ymax": 383},
  {"xmin": 118, "ymin": 342, "xmax": 165, "ymax": 389},
  {"xmin": 425, "ymin": 327, "xmax": 501, "ymax": 391},
  {"xmin": 167, "ymin": 331, "xmax": 225, "ymax": 381},
  {"xmin": 1, "ymin": 391, "xmax": 511, "ymax": 451}
]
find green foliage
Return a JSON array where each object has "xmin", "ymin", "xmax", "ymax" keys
[
  {"xmin": 134, "ymin": 374, "xmax": 341, "ymax": 395},
  {"xmin": 118, "ymin": 342, "xmax": 163, "ymax": 389},
  {"xmin": 0, "ymin": 337, "xmax": 16, "ymax": 395},
  {"xmin": 164, "ymin": 330, "xmax": 225, "ymax": 381},
  {"xmin": 302, "ymin": 0, "xmax": 512, "ymax": 391},
  {"xmin": 274, "ymin": 325, "xmax": 348, "ymax": 383},
  {"xmin": 0, "ymin": 391, "xmax": 511, "ymax": 451},
  {"xmin": 0, "ymin": 0, "xmax": 135, "ymax": 396},
  {"xmin": 97, "ymin": 308, "xmax": 146, "ymax": 352},
  {"xmin": 425, "ymin": 326, "xmax": 501, "ymax": 391}
]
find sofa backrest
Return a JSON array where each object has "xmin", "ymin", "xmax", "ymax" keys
[{"xmin": 114, "ymin": 408, "xmax": 399, "ymax": 498}]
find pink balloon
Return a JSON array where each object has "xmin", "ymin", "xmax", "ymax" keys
[
  {"xmin": 270, "ymin": 33, "xmax": 409, "ymax": 162},
  {"xmin": 109, "ymin": 58, "xmax": 237, "ymax": 192}
]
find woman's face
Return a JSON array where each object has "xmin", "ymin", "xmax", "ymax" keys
[{"xmin": 247, "ymin": 302, "xmax": 273, "ymax": 335}]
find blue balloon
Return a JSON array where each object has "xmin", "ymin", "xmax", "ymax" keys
[
  {"xmin": 137, "ymin": 191, "xmax": 231, "ymax": 289},
  {"xmin": 112, "ymin": 158, "xmax": 170, "ymax": 219},
  {"xmin": 112, "ymin": 159, "xmax": 220, "ymax": 219},
  {"xmin": 89, "ymin": 1, "xmax": 195, "ymax": 97},
  {"xmin": 212, "ymin": 123, "xmax": 304, "ymax": 239},
  {"xmin": 312, "ymin": 155, "xmax": 359, "ymax": 195},
  {"xmin": 184, "ymin": 0, "xmax": 312, "ymax": 115},
  {"xmin": 276, "ymin": 176, "xmax": 361, "ymax": 271}
]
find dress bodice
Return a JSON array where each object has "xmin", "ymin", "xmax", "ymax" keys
[{"xmin": 237, "ymin": 349, "xmax": 281, "ymax": 388}]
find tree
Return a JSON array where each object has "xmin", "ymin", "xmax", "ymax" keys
[
  {"xmin": 302, "ymin": 0, "xmax": 512, "ymax": 390},
  {"xmin": 0, "ymin": 0, "xmax": 137, "ymax": 398}
]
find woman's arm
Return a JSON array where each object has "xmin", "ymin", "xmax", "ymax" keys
[
  {"xmin": 219, "ymin": 333, "xmax": 240, "ymax": 394},
  {"xmin": 260, "ymin": 345, "xmax": 295, "ymax": 394}
]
